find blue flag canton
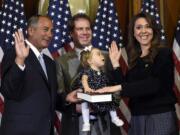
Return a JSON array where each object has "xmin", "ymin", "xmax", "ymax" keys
[
  {"xmin": 92, "ymin": 0, "xmax": 123, "ymax": 51},
  {"xmin": 0, "ymin": 0, "xmax": 27, "ymax": 49},
  {"xmin": 48, "ymin": 0, "xmax": 72, "ymax": 53},
  {"xmin": 176, "ymin": 19, "xmax": 180, "ymax": 45},
  {"xmin": 141, "ymin": 0, "xmax": 166, "ymax": 42}
]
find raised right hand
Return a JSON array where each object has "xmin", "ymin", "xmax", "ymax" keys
[
  {"xmin": 14, "ymin": 29, "xmax": 29, "ymax": 66},
  {"xmin": 109, "ymin": 41, "xmax": 122, "ymax": 68}
]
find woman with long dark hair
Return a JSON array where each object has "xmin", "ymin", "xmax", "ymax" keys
[{"xmin": 96, "ymin": 13, "xmax": 179, "ymax": 135}]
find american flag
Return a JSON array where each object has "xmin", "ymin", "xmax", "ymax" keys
[
  {"xmin": 173, "ymin": 18, "xmax": 180, "ymax": 134},
  {"xmin": 0, "ymin": 0, "xmax": 27, "ymax": 49},
  {"xmin": 92, "ymin": 0, "xmax": 129, "ymax": 134},
  {"xmin": 47, "ymin": 0, "xmax": 72, "ymax": 58},
  {"xmin": 47, "ymin": 0, "xmax": 72, "ymax": 134},
  {"xmin": 141, "ymin": 0, "xmax": 166, "ymax": 44},
  {"xmin": 0, "ymin": 0, "xmax": 27, "ymax": 127}
]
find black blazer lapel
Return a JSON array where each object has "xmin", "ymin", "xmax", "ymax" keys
[{"xmin": 26, "ymin": 50, "xmax": 49, "ymax": 84}]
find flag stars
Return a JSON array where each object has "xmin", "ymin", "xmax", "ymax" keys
[
  {"xmin": 62, "ymin": 31, "xmax": 66, "ymax": 36},
  {"xmin": 146, "ymin": 2, "xmax": 149, "ymax": 6},
  {"xmin": 56, "ymin": 21, "xmax": 60, "ymax": 26},
  {"xmin": 47, "ymin": 0, "xmax": 72, "ymax": 52},
  {"xmin": 108, "ymin": 17, "xmax": 112, "ymax": 21},
  {"xmin": 56, "ymin": 29, "xmax": 60, "ymax": 33},
  {"xmin": 5, "ymin": 39, "xmax": 9, "ymax": 43},
  {"xmin": 1, "ymin": 28, "xmax": 4, "ymax": 32},
  {"xmin": 55, "ymin": 36, "xmax": 59, "ymax": 40},
  {"xmin": 156, "ymin": 13, "xmax": 159, "ymax": 17},
  {"xmin": 150, "ymin": 5, "xmax": 154, "ymax": 9},
  {"xmin": 110, "ymin": 2, "xmax": 113, "ymax": 7},
  {"xmin": 103, "ymin": 7, "xmax": 107, "ymax": 11},
  {"xmin": 53, "ymin": 44, "xmax": 58, "ymax": 48},
  {"xmin": 15, "ymin": 9, "xmax": 19, "ymax": 13},
  {"xmin": 64, "ymin": 17, "xmax": 68, "ymax": 21},
  {"xmin": 100, "ymin": 35, "xmax": 104, "ymax": 39},
  {"xmin": 100, "ymin": 28, "xmax": 105, "ymax": 32},
  {"xmin": 146, "ymin": 9, "xmax": 149, "ymax": 13},
  {"xmin": 102, "ymin": 14, "xmax": 106, "ymax": 18},
  {"xmin": 3, "ymin": 12, "xmax": 7, "ymax": 17},
  {"xmin": 150, "ymin": 12, "xmax": 154, "ymax": 16},
  {"xmin": 58, "ymin": 15, "xmax": 61, "ymax": 19},
  {"xmin": 113, "ymin": 33, "xmax": 117, "ymax": 38},
  {"xmin": 7, "ymin": 22, "xmax": 11, "ymax": 26},
  {"xmin": 109, "ymin": 10, "xmax": 113, "ymax": 14},
  {"xmin": 161, "ymin": 36, "xmax": 165, "ymax": 40},
  {"xmin": 101, "ymin": 21, "xmax": 105, "ymax": 25},
  {"xmin": 6, "ymin": 30, "xmax": 10, "ymax": 34},
  {"xmin": 51, "ymin": 12, "xmax": 55, "ymax": 16},
  {"xmin": 108, "ymin": 24, "xmax": 111, "ymax": 28},
  {"xmin": 98, "ymin": 42, "xmax": 103, "ymax": 46},
  {"xmin": 13, "ymin": 25, "xmax": 17, "ymax": 29},
  {"xmin": 114, "ymin": 26, "xmax": 118, "ymax": 31},
  {"xmin": 2, "ymin": 20, "xmax": 6, "ymax": 24},
  {"xmin": 8, "ymin": 14, "xmax": 12, "ymax": 18},
  {"xmin": 94, "ymin": 26, "xmax": 98, "ymax": 30},
  {"xmin": 65, "ymin": 10, "xmax": 69, "ymax": 14},
  {"xmin": 104, "ymin": 0, "xmax": 108, "ymax": 4},
  {"xmin": 9, "ymin": 6, "xmax": 13, "ymax": 10},
  {"xmin": 93, "ymin": 33, "xmax": 97, "ymax": 37},
  {"xmin": 16, "ymin": 1, "xmax": 19, "ymax": 5},
  {"xmin": 52, "ymin": 5, "xmax": 56, "ymax": 9}
]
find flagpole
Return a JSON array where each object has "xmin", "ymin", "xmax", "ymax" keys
[{"xmin": 159, "ymin": 0, "xmax": 165, "ymax": 27}]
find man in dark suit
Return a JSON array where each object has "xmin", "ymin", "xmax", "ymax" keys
[
  {"xmin": 0, "ymin": 15, "xmax": 78, "ymax": 135},
  {"xmin": 55, "ymin": 13, "xmax": 122, "ymax": 135}
]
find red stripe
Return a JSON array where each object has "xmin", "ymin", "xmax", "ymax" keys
[
  {"xmin": 173, "ymin": 52, "xmax": 180, "ymax": 75},
  {"xmin": 117, "ymin": 108, "xmax": 129, "ymax": 133},
  {"xmin": 0, "ymin": 96, "xmax": 4, "ymax": 113},
  {"xmin": 51, "ymin": 51, "xmax": 60, "ymax": 59},
  {"xmin": 119, "ymin": 56, "xmax": 128, "ymax": 75},
  {"xmin": 64, "ymin": 44, "xmax": 74, "ymax": 52},
  {"xmin": 54, "ymin": 114, "xmax": 61, "ymax": 135}
]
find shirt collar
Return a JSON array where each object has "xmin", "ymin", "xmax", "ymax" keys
[{"xmin": 25, "ymin": 39, "xmax": 41, "ymax": 59}]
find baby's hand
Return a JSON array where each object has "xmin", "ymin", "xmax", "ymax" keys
[
  {"xmin": 84, "ymin": 88, "xmax": 94, "ymax": 93},
  {"xmin": 95, "ymin": 87, "xmax": 109, "ymax": 93}
]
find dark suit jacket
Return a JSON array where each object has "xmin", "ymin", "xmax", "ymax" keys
[{"xmin": 0, "ymin": 48, "xmax": 62, "ymax": 135}]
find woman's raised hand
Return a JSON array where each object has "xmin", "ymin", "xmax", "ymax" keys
[{"xmin": 109, "ymin": 41, "xmax": 122, "ymax": 68}]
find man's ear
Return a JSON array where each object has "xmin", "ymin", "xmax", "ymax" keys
[{"xmin": 27, "ymin": 27, "xmax": 34, "ymax": 36}]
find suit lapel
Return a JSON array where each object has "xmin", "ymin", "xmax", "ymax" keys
[{"xmin": 27, "ymin": 50, "xmax": 49, "ymax": 84}]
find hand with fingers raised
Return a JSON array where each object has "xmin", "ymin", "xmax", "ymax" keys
[
  {"xmin": 14, "ymin": 29, "xmax": 30, "ymax": 66},
  {"xmin": 109, "ymin": 41, "xmax": 122, "ymax": 68}
]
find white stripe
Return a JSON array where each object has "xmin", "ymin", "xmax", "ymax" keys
[
  {"xmin": 120, "ymin": 127, "xmax": 128, "ymax": 135},
  {"xmin": 121, "ymin": 47, "xmax": 128, "ymax": 65},
  {"xmin": 0, "ymin": 47, "xmax": 4, "ymax": 62},
  {"xmin": 0, "ymin": 113, "xmax": 2, "ymax": 125},
  {"xmin": 173, "ymin": 39, "xmax": 180, "ymax": 61},
  {"xmin": 42, "ymin": 48, "xmax": 54, "ymax": 60},
  {"xmin": 0, "ymin": 93, "xmax": 4, "ymax": 102},
  {"xmin": 175, "ymin": 104, "xmax": 180, "ymax": 121},
  {"xmin": 119, "ymin": 100, "xmax": 131, "ymax": 122},
  {"xmin": 174, "ymin": 69, "xmax": 180, "ymax": 92},
  {"xmin": 55, "ymin": 110, "xmax": 62, "ymax": 121}
]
